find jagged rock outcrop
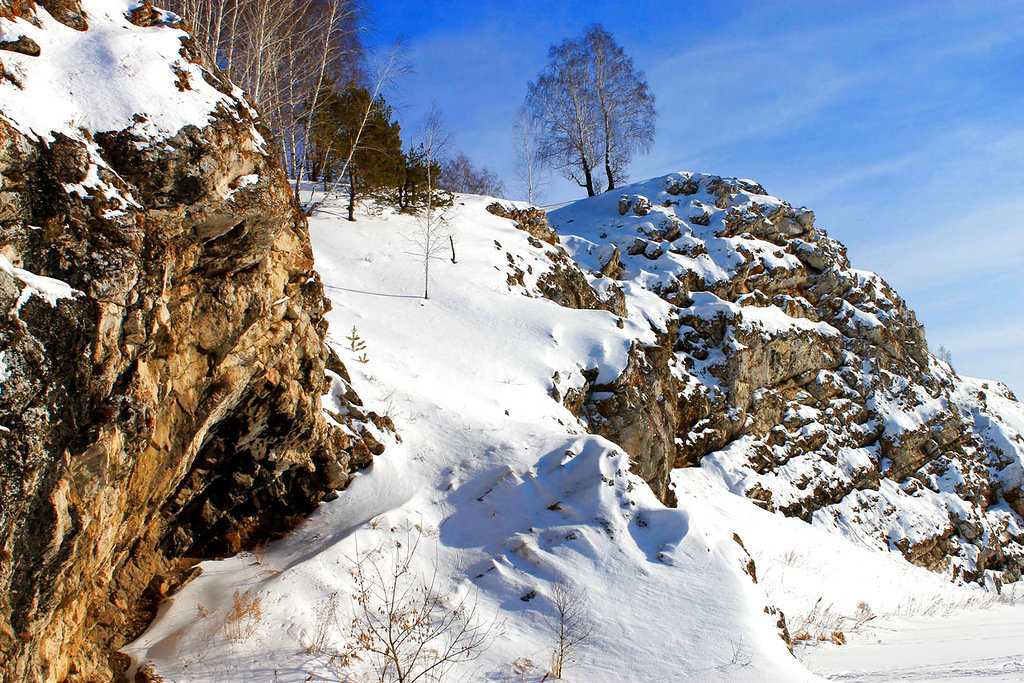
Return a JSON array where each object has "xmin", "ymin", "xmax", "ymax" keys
[
  {"xmin": 581, "ymin": 338, "xmax": 685, "ymax": 504},
  {"xmin": 547, "ymin": 172, "xmax": 1024, "ymax": 588},
  {"xmin": 487, "ymin": 201, "xmax": 626, "ymax": 316},
  {"xmin": 0, "ymin": 2, "xmax": 383, "ymax": 681},
  {"xmin": 486, "ymin": 202, "xmax": 559, "ymax": 245}
]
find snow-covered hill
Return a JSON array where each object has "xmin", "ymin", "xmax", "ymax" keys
[
  {"xmin": 548, "ymin": 173, "xmax": 1024, "ymax": 587},
  {"xmin": 126, "ymin": 179, "xmax": 1024, "ymax": 681}
]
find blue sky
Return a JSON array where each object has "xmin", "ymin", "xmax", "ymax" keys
[{"xmin": 367, "ymin": 0, "xmax": 1024, "ymax": 393}]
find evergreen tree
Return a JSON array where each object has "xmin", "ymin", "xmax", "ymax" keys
[
  {"xmin": 308, "ymin": 84, "xmax": 403, "ymax": 221},
  {"xmin": 396, "ymin": 144, "xmax": 445, "ymax": 212}
]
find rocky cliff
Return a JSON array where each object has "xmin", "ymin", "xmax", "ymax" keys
[
  {"xmin": 533, "ymin": 172, "xmax": 1024, "ymax": 588},
  {"xmin": 0, "ymin": 2, "xmax": 382, "ymax": 681}
]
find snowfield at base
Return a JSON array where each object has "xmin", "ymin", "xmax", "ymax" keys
[
  {"xmin": 801, "ymin": 603, "xmax": 1024, "ymax": 681},
  {"xmin": 125, "ymin": 190, "xmax": 1024, "ymax": 681}
]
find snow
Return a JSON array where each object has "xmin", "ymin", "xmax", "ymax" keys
[
  {"xmin": 125, "ymin": 194, "xmax": 808, "ymax": 681},
  {"xmin": 802, "ymin": 605, "xmax": 1024, "ymax": 681},
  {"xmin": 223, "ymin": 173, "xmax": 260, "ymax": 200},
  {"xmin": 0, "ymin": 1, "xmax": 264, "ymax": 215},
  {"xmin": 0, "ymin": 0, "xmax": 236, "ymax": 143},
  {"xmin": 125, "ymin": 189, "xmax": 1024, "ymax": 681},
  {"xmin": 683, "ymin": 291, "xmax": 840, "ymax": 338},
  {"xmin": 11, "ymin": 1, "xmax": 1018, "ymax": 673},
  {"xmin": 0, "ymin": 254, "xmax": 78, "ymax": 311}
]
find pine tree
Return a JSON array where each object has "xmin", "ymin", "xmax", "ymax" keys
[
  {"xmin": 307, "ymin": 84, "xmax": 404, "ymax": 221},
  {"xmin": 396, "ymin": 144, "xmax": 445, "ymax": 212}
]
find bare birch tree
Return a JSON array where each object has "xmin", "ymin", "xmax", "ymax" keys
[
  {"xmin": 513, "ymin": 105, "xmax": 543, "ymax": 204},
  {"xmin": 409, "ymin": 106, "xmax": 452, "ymax": 300},
  {"xmin": 286, "ymin": 0, "xmax": 355, "ymax": 199},
  {"xmin": 169, "ymin": 0, "xmax": 233, "ymax": 61},
  {"xmin": 525, "ymin": 24, "xmax": 656, "ymax": 197},
  {"xmin": 545, "ymin": 581, "xmax": 593, "ymax": 679},
  {"xmin": 526, "ymin": 36, "xmax": 602, "ymax": 196},
  {"xmin": 585, "ymin": 24, "xmax": 656, "ymax": 191},
  {"xmin": 165, "ymin": 0, "xmax": 366, "ymax": 196}
]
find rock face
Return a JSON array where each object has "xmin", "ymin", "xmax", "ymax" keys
[
  {"xmin": 487, "ymin": 201, "xmax": 626, "ymax": 316},
  {"xmin": 548, "ymin": 172, "xmax": 1024, "ymax": 588},
  {"xmin": 0, "ymin": 2, "xmax": 381, "ymax": 681}
]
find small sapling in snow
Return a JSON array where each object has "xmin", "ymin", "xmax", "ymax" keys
[
  {"xmin": 545, "ymin": 580, "xmax": 593, "ymax": 679},
  {"xmin": 346, "ymin": 325, "xmax": 369, "ymax": 363},
  {"xmin": 326, "ymin": 534, "xmax": 499, "ymax": 681}
]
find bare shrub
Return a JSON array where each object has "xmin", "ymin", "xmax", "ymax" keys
[
  {"xmin": 321, "ymin": 537, "xmax": 498, "ymax": 682},
  {"xmin": 511, "ymin": 656, "xmax": 536, "ymax": 676},
  {"xmin": 251, "ymin": 537, "xmax": 269, "ymax": 565}
]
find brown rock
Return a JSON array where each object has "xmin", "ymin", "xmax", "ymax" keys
[
  {"xmin": 0, "ymin": 5, "xmax": 388, "ymax": 681},
  {"xmin": 0, "ymin": 36, "xmax": 40, "ymax": 56},
  {"xmin": 486, "ymin": 202, "xmax": 559, "ymax": 245}
]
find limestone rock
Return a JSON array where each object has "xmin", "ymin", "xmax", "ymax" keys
[
  {"xmin": 582, "ymin": 339, "xmax": 684, "ymax": 505},
  {"xmin": 0, "ymin": 35, "xmax": 40, "ymax": 55},
  {"xmin": 618, "ymin": 194, "xmax": 631, "ymax": 215},
  {"xmin": 631, "ymin": 194, "xmax": 652, "ymax": 216},
  {"xmin": 596, "ymin": 244, "xmax": 622, "ymax": 279},
  {"xmin": 485, "ymin": 202, "xmax": 559, "ymax": 244},
  {"xmin": 664, "ymin": 173, "xmax": 699, "ymax": 196}
]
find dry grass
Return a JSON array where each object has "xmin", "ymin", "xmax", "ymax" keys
[
  {"xmin": 790, "ymin": 598, "xmax": 847, "ymax": 644},
  {"xmin": 134, "ymin": 663, "xmax": 165, "ymax": 682},
  {"xmin": 224, "ymin": 588, "xmax": 264, "ymax": 642},
  {"xmin": 790, "ymin": 598, "xmax": 877, "ymax": 646},
  {"xmin": 302, "ymin": 591, "xmax": 340, "ymax": 655}
]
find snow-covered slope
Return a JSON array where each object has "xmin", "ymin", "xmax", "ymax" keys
[
  {"xmin": 126, "ymin": 184, "xmax": 1024, "ymax": 681},
  {"xmin": 0, "ymin": 0, "xmax": 242, "ymax": 142}
]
